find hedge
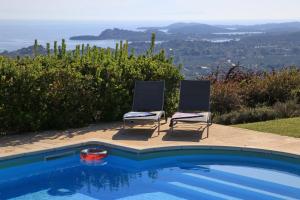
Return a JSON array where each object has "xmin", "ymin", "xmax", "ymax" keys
[{"xmin": 0, "ymin": 39, "xmax": 183, "ymax": 133}]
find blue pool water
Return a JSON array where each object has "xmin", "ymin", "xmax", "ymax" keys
[{"xmin": 0, "ymin": 148, "xmax": 300, "ymax": 200}]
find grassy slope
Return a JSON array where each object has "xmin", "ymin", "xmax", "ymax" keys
[{"xmin": 233, "ymin": 117, "xmax": 300, "ymax": 138}]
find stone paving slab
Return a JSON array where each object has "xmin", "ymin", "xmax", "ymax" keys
[{"xmin": 0, "ymin": 120, "xmax": 300, "ymax": 160}]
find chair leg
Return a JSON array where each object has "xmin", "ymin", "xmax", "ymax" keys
[
  {"xmin": 170, "ymin": 120, "xmax": 174, "ymax": 133},
  {"xmin": 164, "ymin": 112, "xmax": 167, "ymax": 123},
  {"xmin": 157, "ymin": 120, "xmax": 160, "ymax": 134},
  {"xmin": 123, "ymin": 119, "xmax": 126, "ymax": 130},
  {"xmin": 207, "ymin": 123, "xmax": 209, "ymax": 138}
]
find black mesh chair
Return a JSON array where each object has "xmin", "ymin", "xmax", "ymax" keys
[
  {"xmin": 170, "ymin": 80, "xmax": 212, "ymax": 137},
  {"xmin": 123, "ymin": 81, "xmax": 166, "ymax": 133}
]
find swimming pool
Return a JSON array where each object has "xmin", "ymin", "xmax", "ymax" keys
[{"xmin": 0, "ymin": 146, "xmax": 299, "ymax": 200}]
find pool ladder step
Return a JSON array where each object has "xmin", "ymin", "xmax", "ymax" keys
[
  {"xmin": 154, "ymin": 180, "xmax": 242, "ymax": 200},
  {"xmin": 169, "ymin": 173, "xmax": 279, "ymax": 200},
  {"xmin": 44, "ymin": 151, "xmax": 76, "ymax": 161},
  {"xmin": 179, "ymin": 162, "xmax": 300, "ymax": 198},
  {"xmin": 180, "ymin": 172, "xmax": 299, "ymax": 200}
]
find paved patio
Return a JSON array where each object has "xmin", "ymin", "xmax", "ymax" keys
[{"xmin": 1, "ymin": 119, "xmax": 300, "ymax": 159}]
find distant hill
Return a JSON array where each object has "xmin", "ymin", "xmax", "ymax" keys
[
  {"xmin": 70, "ymin": 23, "xmax": 229, "ymax": 42},
  {"xmin": 69, "ymin": 35, "xmax": 100, "ymax": 40},
  {"xmin": 165, "ymin": 23, "xmax": 228, "ymax": 34},
  {"xmin": 223, "ymin": 22, "xmax": 300, "ymax": 32},
  {"xmin": 242, "ymin": 31, "xmax": 300, "ymax": 42},
  {"xmin": 141, "ymin": 21, "xmax": 300, "ymax": 34},
  {"xmin": 139, "ymin": 22, "xmax": 228, "ymax": 34},
  {"xmin": 70, "ymin": 22, "xmax": 300, "ymax": 42},
  {"xmin": 70, "ymin": 28, "xmax": 174, "ymax": 41},
  {"xmin": 0, "ymin": 45, "xmax": 47, "ymax": 57}
]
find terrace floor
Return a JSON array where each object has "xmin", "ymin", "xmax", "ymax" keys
[{"xmin": 1, "ymin": 119, "xmax": 300, "ymax": 159}]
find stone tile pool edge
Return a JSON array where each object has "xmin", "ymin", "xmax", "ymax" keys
[{"xmin": 1, "ymin": 139, "xmax": 300, "ymax": 166}]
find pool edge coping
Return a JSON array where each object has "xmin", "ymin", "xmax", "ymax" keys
[{"xmin": 1, "ymin": 139, "xmax": 300, "ymax": 162}]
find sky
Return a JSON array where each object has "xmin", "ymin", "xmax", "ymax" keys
[{"xmin": 1, "ymin": 0, "xmax": 300, "ymax": 23}]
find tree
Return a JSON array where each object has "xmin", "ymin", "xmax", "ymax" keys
[
  {"xmin": 46, "ymin": 43, "xmax": 50, "ymax": 56},
  {"xmin": 61, "ymin": 39, "xmax": 66, "ymax": 57},
  {"xmin": 148, "ymin": 33, "xmax": 156, "ymax": 56},
  {"xmin": 81, "ymin": 44, "xmax": 85, "ymax": 55},
  {"xmin": 54, "ymin": 41, "xmax": 58, "ymax": 56},
  {"xmin": 33, "ymin": 39, "xmax": 38, "ymax": 57}
]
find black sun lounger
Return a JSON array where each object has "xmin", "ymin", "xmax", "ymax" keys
[
  {"xmin": 170, "ymin": 80, "xmax": 212, "ymax": 137},
  {"xmin": 123, "ymin": 80, "xmax": 166, "ymax": 133}
]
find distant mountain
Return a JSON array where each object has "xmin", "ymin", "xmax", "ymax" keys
[
  {"xmin": 165, "ymin": 23, "xmax": 228, "ymax": 34},
  {"xmin": 222, "ymin": 22, "xmax": 300, "ymax": 32},
  {"xmin": 0, "ymin": 45, "xmax": 47, "ymax": 57},
  {"xmin": 99, "ymin": 28, "xmax": 173, "ymax": 40},
  {"xmin": 70, "ymin": 22, "xmax": 300, "ymax": 42},
  {"xmin": 70, "ymin": 28, "xmax": 174, "ymax": 41},
  {"xmin": 70, "ymin": 23, "xmax": 229, "ymax": 42},
  {"xmin": 141, "ymin": 21, "xmax": 300, "ymax": 34},
  {"xmin": 69, "ymin": 35, "xmax": 100, "ymax": 40},
  {"xmin": 242, "ymin": 31, "xmax": 300, "ymax": 42},
  {"xmin": 139, "ymin": 22, "xmax": 228, "ymax": 34}
]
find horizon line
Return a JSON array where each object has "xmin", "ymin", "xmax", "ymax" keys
[{"xmin": 0, "ymin": 19, "xmax": 300, "ymax": 26}]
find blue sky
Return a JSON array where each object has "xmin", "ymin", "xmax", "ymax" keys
[{"xmin": 1, "ymin": 0, "xmax": 300, "ymax": 22}]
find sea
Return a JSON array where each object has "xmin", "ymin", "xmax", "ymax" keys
[
  {"xmin": 0, "ymin": 19, "xmax": 284, "ymax": 53},
  {"xmin": 0, "ymin": 20, "xmax": 171, "ymax": 53}
]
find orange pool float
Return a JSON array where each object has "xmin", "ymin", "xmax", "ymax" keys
[{"xmin": 80, "ymin": 148, "xmax": 108, "ymax": 161}]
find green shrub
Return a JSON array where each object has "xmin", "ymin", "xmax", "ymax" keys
[
  {"xmin": 211, "ymin": 82, "xmax": 242, "ymax": 114},
  {"xmin": 273, "ymin": 100, "xmax": 300, "ymax": 118},
  {"xmin": 241, "ymin": 69, "xmax": 300, "ymax": 107},
  {"xmin": 0, "ymin": 38, "xmax": 183, "ymax": 133},
  {"xmin": 213, "ymin": 107, "xmax": 277, "ymax": 125},
  {"xmin": 209, "ymin": 67, "xmax": 300, "ymax": 113},
  {"xmin": 291, "ymin": 88, "xmax": 300, "ymax": 103},
  {"xmin": 214, "ymin": 99, "xmax": 300, "ymax": 125}
]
